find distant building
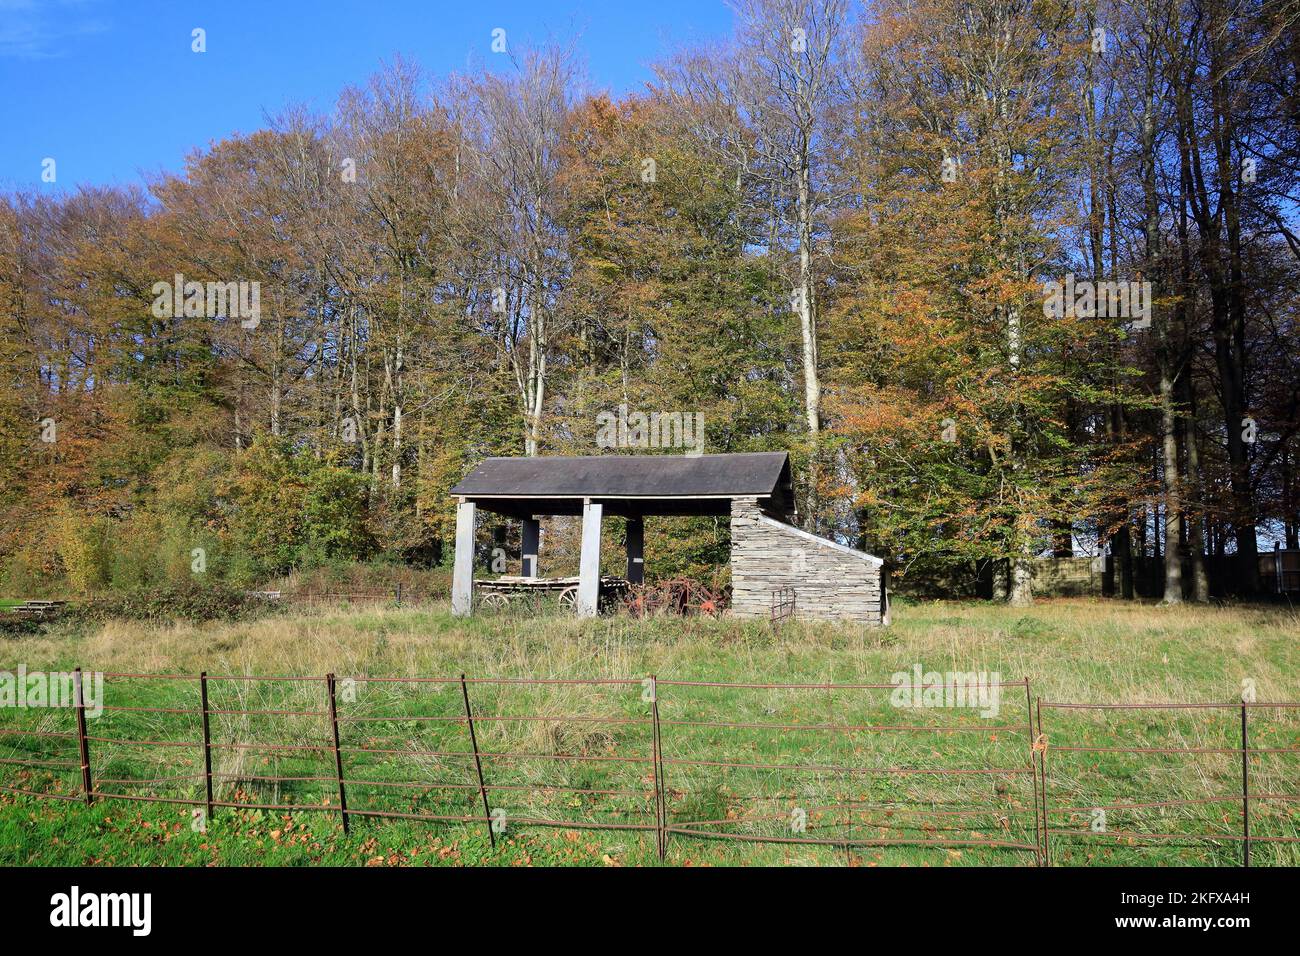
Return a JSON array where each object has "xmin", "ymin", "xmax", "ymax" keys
[{"xmin": 449, "ymin": 452, "xmax": 887, "ymax": 624}]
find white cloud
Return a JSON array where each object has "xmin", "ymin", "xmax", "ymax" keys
[{"xmin": 0, "ymin": 0, "xmax": 108, "ymax": 59}]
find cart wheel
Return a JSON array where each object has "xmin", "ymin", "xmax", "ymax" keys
[
  {"xmin": 558, "ymin": 586, "xmax": 578, "ymax": 611},
  {"xmin": 482, "ymin": 592, "xmax": 510, "ymax": 611}
]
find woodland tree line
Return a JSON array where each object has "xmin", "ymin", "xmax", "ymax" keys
[{"xmin": 3, "ymin": 0, "xmax": 1298, "ymax": 605}]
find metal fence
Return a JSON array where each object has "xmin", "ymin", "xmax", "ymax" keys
[
  {"xmin": 0, "ymin": 670, "xmax": 1296, "ymax": 865},
  {"xmin": 1037, "ymin": 698, "xmax": 1300, "ymax": 866}
]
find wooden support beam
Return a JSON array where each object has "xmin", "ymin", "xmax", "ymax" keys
[
  {"xmin": 577, "ymin": 499, "xmax": 603, "ymax": 617},
  {"xmin": 626, "ymin": 516, "xmax": 644, "ymax": 585},
  {"xmin": 522, "ymin": 517, "xmax": 540, "ymax": 578},
  {"xmin": 451, "ymin": 499, "xmax": 476, "ymax": 617}
]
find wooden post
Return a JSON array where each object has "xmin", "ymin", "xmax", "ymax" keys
[
  {"xmin": 326, "ymin": 674, "xmax": 349, "ymax": 834},
  {"xmin": 451, "ymin": 498, "xmax": 476, "ymax": 617},
  {"xmin": 880, "ymin": 568, "xmax": 891, "ymax": 626},
  {"xmin": 577, "ymin": 499, "xmax": 604, "ymax": 617},
  {"xmin": 626, "ymin": 516, "xmax": 644, "ymax": 585},
  {"xmin": 73, "ymin": 667, "xmax": 93, "ymax": 805},
  {"xmin": 200, "ymin": 672, "xmax": 215, "ymax": 821},
  {"xmin": 521, "ymin": 518, "xmax": 540, "ymax": 578}
]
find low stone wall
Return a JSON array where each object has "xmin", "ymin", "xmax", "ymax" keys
[
  {"xmin": 893, "ymin": 555, "xmax": 1106, "ymax": 598},
  {"xmin": 1031, "ymin": 556, "xmax": 1105, "ymax": 596},
  {"xmin": 730, "ymin": 498, "xmax": 886, "ymax": 624}
]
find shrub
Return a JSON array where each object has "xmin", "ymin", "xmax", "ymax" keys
[
  {"xmin": 222, "ymin": 436, "xmax": 377, "ymax": 578},
  {"xmin": 0, "ymin": 547, "xmax": 57, "ymax": 598},
  {"xmin": 53, "ymin": 510, "xmax": 113, "ymax": 593},
  {"xmin": 106, "ymin": 511, "xmax": 226, "ymax": 591},
  {"xmin": 222, "ymin": 437, "xmax": 308, "ymax": 577},
  {"xmin": 72, "ymin": 583, "xmax": 259, "ymax": 624},
  {"xmin": 302, "ymin": 466, "xmax": 373, "ymax": 559},
  {"xmin": 0, "ymin": 614, "xmax": 44, "ymax": 636}
]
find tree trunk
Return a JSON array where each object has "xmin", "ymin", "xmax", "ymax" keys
[
  {"xmin": 1009, "ymin": 542, "xmax": 1034, "ymax": 608},
  {"xmin": 1116, "ymin": 523, "xmax": 1134, "ymax": 600},
  {"xmin": 796, "ymin": 151, "xmax": 820, "ymax": 437},
  {"xmin": 1139, "ymin": 7, "xmax": 1182, "ymax": 605},
  {"xmin": 1159, "ymin": 371, "xmax": 1183, "ymax": 603}
]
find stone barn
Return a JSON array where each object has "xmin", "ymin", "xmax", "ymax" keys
[{"xmin": 449, "ymin": 452, "xmax": 888, "ymax": 625}]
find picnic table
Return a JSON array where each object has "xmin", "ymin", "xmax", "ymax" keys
[
  {"xmin": 475, "ymin": 576, "xmax": 628, "ymax": 612},
  {"xmin": 6, "ymin": 600, "xmax": 68, "ymax": 621}
]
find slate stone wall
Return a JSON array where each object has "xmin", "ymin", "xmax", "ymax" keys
[{"xmin": 729, "ymin": 497, "xmax": 886, "ymax": 625}]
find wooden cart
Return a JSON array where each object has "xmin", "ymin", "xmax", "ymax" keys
[{"xmin": 475, "ymin": 576, "xmax": 628, "ymax": 613}]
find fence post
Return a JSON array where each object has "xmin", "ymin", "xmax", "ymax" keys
[
  {"xmin": 1035, "ymin": 698, "xmax": 1049, "ymax": 867},
  {"xmin": 1024, "ymin": 679, "xmax": 1043, "ymax": 866},
  {"xmin": 649, "ymin": 675, "xmax": 667, "ymax": 861},
  {"xmin": 200, "ymin": 672, "xmax": 214, "ymax": 821},
  {"xmin": 395, "ymin": 582, "xmax": 402, "ymax": 607},
  {"xmin": 460, "ymin": 674, "xmax": 495, "ymax": 848},
  {"xmin": 326, "ymin": 674, "xmax": 349, "ymax": 834},
  {"xmin": 1240, "ymin": 701, "xmax": 1250, "ymax": 868},
  {"xmin": 72, "ymin": 667, "xmax": 93, "ymax": 805}
]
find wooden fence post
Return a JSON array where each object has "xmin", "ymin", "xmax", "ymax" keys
[
  {"xmin": 73, "ymin": 667, "xmax": 93, "ymax": 804},
  {"xmin": 326, "ymin": 674, "xmax": 349, "ymax": 834},
  {"xmin": 460, "ymin": 675, "xmax": 495, "ymax": 848},
  {"xmin": 200, "ymin": 671, "xmax": 214, "ymax": 821}
]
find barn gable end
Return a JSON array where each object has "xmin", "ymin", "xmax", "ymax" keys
[{"xmin": 729, "ymin": 497, "xmax": 888, "ymax": 625}]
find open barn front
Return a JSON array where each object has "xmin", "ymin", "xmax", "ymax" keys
[{"xmin": 449, "ymin": 452, "xmax": 887, "ymax": 624}]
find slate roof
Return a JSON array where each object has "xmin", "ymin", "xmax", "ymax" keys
[{"xmin": 451, "ymin": 452, "xmax": 794, "ymax": 517}]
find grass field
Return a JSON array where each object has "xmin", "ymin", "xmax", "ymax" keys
[{"xmin": 1, "ymin": 597, "xmax": 1297, "ymax": 867}]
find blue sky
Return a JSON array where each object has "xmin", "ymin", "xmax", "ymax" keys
[{"xmin": 0, "ymin": 0, "xmax": 734, "ymax": 191}]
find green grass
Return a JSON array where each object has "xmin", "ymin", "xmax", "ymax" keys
[{"xmin": 1, "ymin": 596, "xmax": 1297, "ymax": 867}]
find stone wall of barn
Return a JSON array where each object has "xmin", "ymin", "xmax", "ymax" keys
[{"xmin": 729, "ymin": 497, "xmax": 886, "ymax": 625}]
